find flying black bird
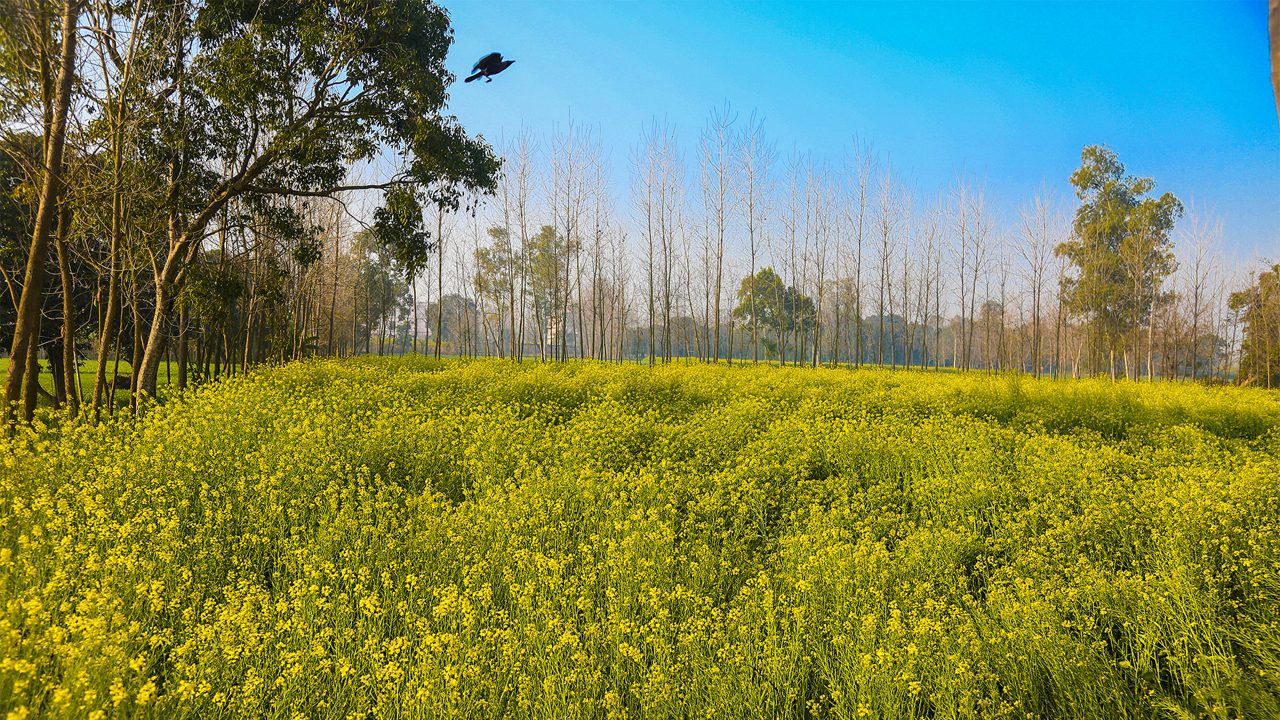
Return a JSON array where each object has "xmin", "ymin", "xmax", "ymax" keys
[{"xmin": 465, "ymin": 52, "xmax": 515, "ymax": 83}]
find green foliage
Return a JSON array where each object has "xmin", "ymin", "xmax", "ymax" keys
[
  {"xmin": 473, "ymin": 225, "xmax": 517, "ymax": 304},
  {"xmin": 373, "ymin": 185, "xmax": 433, "ymax": 278},
  {"xmin": 1056, "ymin": 145, "xmax": 1182, "ymax": 355},
  {"xmin": 1229, "ymin": 264, "xmax": 1280, "ymax": 387},
  {"xmin": 130, "ymin": 0, "xmax": 499, "ymax": 242},
  {"xmin": 733, "ymin": 266, "xmax": 815, "ymax": 357},
  {"xmin": 3, "ymin": 360, "xmax": 1278, "ymax": 718},
  {"xmin": 524, "ymin": 224, "xmax": 572, "ymax": 321},
  {"xmin": 177, "ymin": 261, "xmax": 244, "ymax": 332}
]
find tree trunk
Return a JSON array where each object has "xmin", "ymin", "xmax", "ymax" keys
[
  {"xmin": 435, "ymin": 210, "xmax": 444, "ymax": 359},
  {"xmin": 48, "ymin": 338, "xmax": 66, "ymax": 406},
  {"xmin": 177, "ymin": 304, "xmax": 189, "ymax": 389},
  {"xmin": 55, "ymin": 204, "xmax": 77, "ymax": 415},
  {"xmin": 5, "ymin": 0, "xmax": 79, "ymax": 422}
]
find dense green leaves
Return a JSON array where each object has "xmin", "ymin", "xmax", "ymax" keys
[
  {"xmin": 1229, "ymin": 264, "xmax": 1280, "ymax": 388},
  {"xmin": 1056, "ymin": 146, "xmax": 1183, "ymax": 364},
  {"xmin": 733, "ymin": 266, "xmax": 815, "ymax": 359}
]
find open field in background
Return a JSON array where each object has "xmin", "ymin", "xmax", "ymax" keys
[
  {"xmin": 1, "ymin": 358, "xmax": 1278, "ymax": 718},
  {"xmin": 0, "ymin": 359, "xmax": 181, "ymax": 410}
]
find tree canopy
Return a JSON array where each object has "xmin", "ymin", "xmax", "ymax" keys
[
  {"xmin": 1056, "ymin": 145, "xmax": 1182, "ymax": 374},
  {"xmin": 732, "ymin": 267, "xmax": 814, "ymax": 360},
  {"xmin": 1229, "ymin": 264, "xmax": 1280, "ymax": 388}
]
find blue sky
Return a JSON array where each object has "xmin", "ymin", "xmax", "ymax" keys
[{"xmin": 443, "ymin": 0, "xmax": 1277, "ymax": 260}]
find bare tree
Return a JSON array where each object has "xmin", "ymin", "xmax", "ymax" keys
[
  {"xmin": 875, "ymin": 165, "xmax": 901, "ymax": 367},
  {"xmin": 633, "ymin": 122, "xmax": 661, "ymax": 364},
  {"xmin": 1181, "ymin": 210, "xmax": 1222, "ymax": 380},
  {"xmin": 736, "ymin": 112, "xmax": 773, "ymax": 364},
  {"xmin": 965, "ymin": 189, "xmax": 990, "ymax": 370},
  {"xmin": 843, "ymin": 143, "xmax": 874, "ymax": 366},
  {"xmin": 897, "ymin": 187, "xmax": 915, "ymax": 368},
  {"xmin": 916, "ymin": 202, "xmax": 942, "ymax": 370},
  {"xmin": 548, "ymin": 122, "xmax": 589, "ymax": 361},
  {"xmin": 809, "ymin": 164, "xmax": 833, "ymax": 367},
  {"xmin": 1018, "ymin": 191, "xmax": 1063, "ymax": 378},
  {"xmin": 698, "ymin": 103, "xmax": 736, "ymax": 362}
]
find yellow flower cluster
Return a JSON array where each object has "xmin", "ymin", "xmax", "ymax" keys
[{"xmin": 1, "ymin": 357, "xmax": 1278, "ymax": 718}]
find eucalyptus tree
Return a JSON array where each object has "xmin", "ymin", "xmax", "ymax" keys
[
  {"xmin": 474, "ymin": 226, "xmax": 517, "ymax": 357},
  {"xmin": 1229, "ymin": 263, "xmax": 1280, "ymax": 388},
  {"xmin": 1056, "ymin": 145, "xmax": 1181, "ymax": 378},
  {"xmin": 124, "ymin": 0, "xmax": 499, "ymax": 401}
]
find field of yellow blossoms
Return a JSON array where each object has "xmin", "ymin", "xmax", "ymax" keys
[{"xmin": 2, "ymin": 357, "xmax": 1279, "ymax": 719}]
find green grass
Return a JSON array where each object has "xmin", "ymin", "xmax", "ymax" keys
[
  {"xmin": 0, "ymin": 358, "xmax": 180, "ymax": 408},
  {"xmin": 1, "ymin": 357, "xmax": 1278, "ymax": 718}
]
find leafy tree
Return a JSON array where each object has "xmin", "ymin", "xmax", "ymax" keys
[
  {"xmin": 1055, "ymin": 145, "xmax": 1182, "ymax": 376},
  {"xmin": 474, "ymin": 226, "xmax": 518, "ymax": 357},
  {"xmin": 352, "ymin": 229, "xmax": 410, "ymax": 355},
  {"xmin": 423, "ymin": 293, "xmax": 477, "ymax": 354},
  {"xmin": 1, "ymin": 0, "xmax": 79, "ymax": 420},
  {"xmin": 733, "ymin": 267, "xmax": 814, "ymax": 362},
  {"xmin": 1229, "ymin": 264, "xmax": 1280, "ymax": 388},
  {"xmin": 374, "ymin": 185, "xmax": 433, "ymax": 280},
  {"xmin": 126, "ymin": 0, "xmax": 500, "ymax": 399},
  {"xmin": 524, "ymin": 225, "xmax": 572, "ymax": 358}
]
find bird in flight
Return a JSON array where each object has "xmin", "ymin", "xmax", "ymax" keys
[{"xmin": 465, "ymin": 52, "xmax": 515, "ymax": 83}]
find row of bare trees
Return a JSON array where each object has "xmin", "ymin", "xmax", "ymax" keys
[{"xmin": 408, "ymin": 115, "xmax": 1253, "ymax": 383}]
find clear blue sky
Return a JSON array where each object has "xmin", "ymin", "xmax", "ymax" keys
[{"xmin": 443, "ymin": 0, "xmax": 1278, "ymax": 260}]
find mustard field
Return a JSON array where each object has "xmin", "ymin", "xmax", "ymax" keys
[{"xmin": 2, "ymin": 358, "xmax": 1279, "ymax": 719}]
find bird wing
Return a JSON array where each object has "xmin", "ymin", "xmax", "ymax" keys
[{"xmin": 473, "ymin": 52, "xmax": 502, "ymax": 72}]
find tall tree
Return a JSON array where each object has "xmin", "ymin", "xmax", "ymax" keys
[
  {"xmin": 699, "ymin": 103, "xmax": 735, "ymax": 362},
  {"xmin": 2, "ymin": 0, "xmax": 80, "ymax": 421},
  {"xmin": 844, "ymin": 143, "xmax": 873, "ymax": 366},
  {"xmin": 1229, "ymin": 264, "xmax": 1280, "ymax": 388},
  {"xmin": 1056, "ymin": 145, "xmax": 1182, "ymax": 378},
  {"xmin": 129, "ymin": 0, "xmax": 499, "ymax": 401},
  {"xmin": 736, "ymin": 112, "xmax": 772, "ymax": 364},
  {"xmin": 1018, "ymin": 191, "xmax": 1063, "ymax": 378}
]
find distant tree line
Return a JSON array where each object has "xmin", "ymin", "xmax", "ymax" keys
[
  {"xmin": 3, "ymin": 5, "xmax": 1276, "ymax": 425},
  {"xmin": 412, "ymin": 121, "xmax": 1269, "ymax": 388}
]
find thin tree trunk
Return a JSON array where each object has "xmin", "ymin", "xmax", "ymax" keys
[
  {"xmin": 177, "ymin": 304, "xmax": 189, "ymax": 389},
  {"xmin": 435, "ymin": 209, "xmax": 444, "ymax": 359},
  {"xmin": 55, "ymin": 204, "xmax": 77, "ymax": 415},
  {"xmin": 5, "ymin": 0, "xmax": 79, "ymax": 422}
]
